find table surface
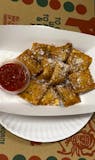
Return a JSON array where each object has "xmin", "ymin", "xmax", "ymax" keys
[{"xmin": 0, "ymin": 1, "xmax": 95, "ymax": 160}]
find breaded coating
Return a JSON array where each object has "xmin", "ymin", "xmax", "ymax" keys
[
  {"xmin": 40, "ymin": 87, "xmax": 60, "ymax": 106},
  {"xmin": 50, "ymin": 61, "xmax": 70, "ymax": 85},
  {"xmin": 50, "ymin": 43, "xmax": 72, "ymax": 61},
  {"xmin": 40, "ymin": 57, "xmax": 55, "ymax": 80},
  {"xmin": 19, "ymin": 80, "xmax": 48, "ymax": 105},
  {"xmin": 32, "ymin": 43, "xmax": 53, "ymax": 60},
  {"xmin": 69, "ymin": 70, "xmax": 95, "ymax": 93},
  {"xmin": 67, "ymin": 48, "xmax": 92, "ymax": 73},
  {"xmin": 17, "ymin": 49, "xmax": 42, "ymax": 75},
  {"xmin": 17, "ymin": 43, "xmax": 94, "ymax": 107},
  {"xmin": 56, "ymin": 85, "xmax": 80, "ymax": 106}
]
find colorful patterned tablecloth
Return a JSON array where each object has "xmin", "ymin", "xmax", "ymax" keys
[{"xmin": 0, "ymin": 1, "xmax": 95, "ymax": 160}]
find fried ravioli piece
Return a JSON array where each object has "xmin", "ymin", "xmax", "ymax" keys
[
  {"xmin": 50, "ymin": 61, "xmax": 70, "ymax": 85},
  {"xmin": 32, "ymin": 43, "xmax": 72, "ymax": 62},
  {"xmin": 50, "ymin": 43, "xmax": 72, "ymax": 61},
  {"xmin": 32, "ymin": 43, "xmax": 53, "ymax": 60},
  {"xmin": 40, "ymin": 87, "xmax": 60, "ymax": 106},
  {"xmin": 32, "ymin": 42, "xmax": 49, "ymax": 52},
  {"xmin": 69, "ymin": 70, "xmax": 95, "ymax": 93},
  {"xmin": 36, "ymin": 72, "xmax": 51, "ymax": 84},
  {"xmin": 19, "ymin": 80, "xmax": 48, "ymax": 105},
  {"xmin": 36, "ymin": 73, "xmax": 46, "ymax": 83},
  {"xmin": 56, "ymin": 85, "xmax": 80, "ymax": 107},
  {"xmin": 67, "ymin": 48, "xmax": 92, "ymax": 73},
  {"xmin": 40, "ymin": 57, "xmax": 55, "ymax": 80},
  {"xmin": 17, "ymin": 49, "xmax": 42, "ymax": 75}
]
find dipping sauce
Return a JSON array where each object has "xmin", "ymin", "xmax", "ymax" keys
[{"xmin": 0, "ymin": 61, "xmax": 30, "ymax": 94}]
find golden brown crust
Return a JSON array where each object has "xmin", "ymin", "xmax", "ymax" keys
[
  {"xmin": 32, "ymin": 42, "xmax": 72, "ymax": 62},
  {"xmin": 31, "ymin": 43, "xmax": 53, "ymax": 60},
  {"xmin": 50, "ymin": 61, "xmax": 70, "ymax": 85},
  {"xmin": 40, "ymin": 57, "xmax": 55, "ymax": 80},
  {"xmin": 17, "ymin": 49, "xmax": 42, "ymax": 76},
  {"xmin": 40, "ymin": 87, "xmax": 60, "ymax": 106},
  {"xmin": 50, "ymin": 43, "xmax": 72, "ymax": 61},
  {"xmin": 16, "ymin": 43, "xmax": 94, "ymax": 107},
  {"xmin": 67, "ymin": 48, "xmax": 92, "ymax": 73},
  {"xmin": 19, "ymin": 80, "xmax": 48, "ymax": 105},
  {"xmin": 56, "ymin": 85, "xmax": 81, "ymax": 107},
  {"xmin": 69, "ymin": 70, "xmax": 95, "ymax": 93}
]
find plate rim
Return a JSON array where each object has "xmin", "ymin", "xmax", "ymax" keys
[{"xmin": 0, "ymin": 24, "xmax": 95, "ymax": 38}]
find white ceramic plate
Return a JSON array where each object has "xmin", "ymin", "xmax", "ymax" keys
[
  {"xmin": 0, "ymin": 25, "xmax": 94, "ymax": 142},
  {"xmin": 0, "ymin": 25, "xmax": 95, "ymax": 116},
  {"xmin": 0, "ymin": 112, "xmax": 92, "ymax": 142}
]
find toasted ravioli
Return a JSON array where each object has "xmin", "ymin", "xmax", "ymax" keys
[
  {"xmin": 32, "ymin": 43, "xmax": 72, "ymax": 62},
  {"xmin": 19, "ymin": 80, "xmax": 48, "ymax": 105},
  {"xmin": 67, "ymin": 48, "xmax": 92, "ymax": 73},
  {"xmin": 36, "ymin": 73, "xmax": 46, "ymax": 83},
  {"xmin": 40, "ymin": 57, "xmax": 55, "ymax": 80},
  {"xmin": 50, "ymin": 43, "xmax": 72, "ymax": 61},
  {"xmin": 56, "ymin": 85, "xmax": 80, "ymax": 107},
  {"xmin": 16, "ymin": 42, "xmax": 94, "ymax": 107},
  {"xmin": 50, "ymin": 61, "xmax": 70, "ymax": 85},
  {"xmin": 32, "ymin": 43, "xmax": 53, "ymax": 60},
  {"xmin": 40, "ymin": 87, "xmax": 60, "ymax": 106},
  {"xmin": 32, "ymin": 43, "xmax": 50, "ymax": 52},
  {"xmin": 69, "ymin": 70, "xmax": 95, "ymax": 93},
  {"xmin": 17, "ymin": 49, "xmax": 42, "ymax": 75}
]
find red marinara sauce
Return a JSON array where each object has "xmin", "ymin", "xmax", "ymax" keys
[{"xmin": 0, "ymin": 61, "xmax": 30, "ymax": 94}]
